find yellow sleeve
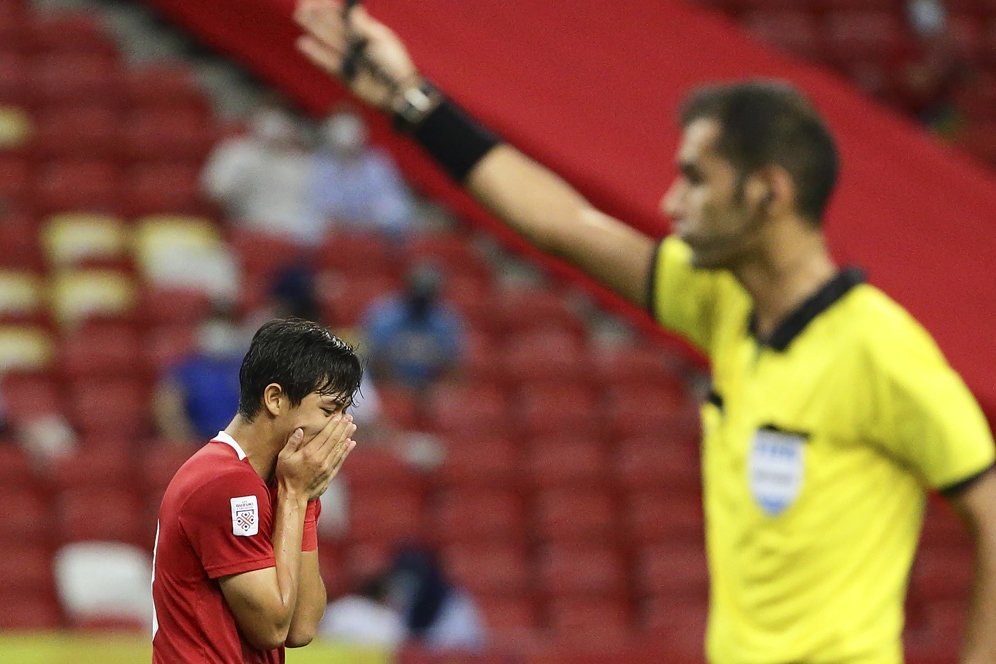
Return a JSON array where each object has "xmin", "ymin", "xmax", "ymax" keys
[
  {"xmin": 866, "ymin": 316, "xmax": 995, "ymax": 491},
  {"xmin": 650, "ymin": 236, "xmax": 725, "ymax": 354}
]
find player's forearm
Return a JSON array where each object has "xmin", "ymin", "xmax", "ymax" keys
[
  {"xmin": 269, "ymin": 487, "xmax": 309, "ymax": 633},
  {"xmin": 286, "ymin": 551, "xmax": 326, "ymax": 647}
]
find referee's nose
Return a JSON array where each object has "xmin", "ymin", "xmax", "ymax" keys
[{"xmin": 661, "ymin": 178, "xmax": 685, "ymax": 222}]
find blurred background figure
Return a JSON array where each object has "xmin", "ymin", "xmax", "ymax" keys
[
  {"xmin": 201, "ymin": 100, "xmax": 323, "ymax": 246},
  {"xmin": 318, "ymin": 572, "xmax": 406, "ymax": 649},
  {"xmin": 152, "ymin": 302, "xmax": 245, "ymax": 443},
  {"xmin": 361, "ymin": 262, "xmax": 464, "ymax": 396},
  {"xmin": 311, "ymin": 107, "xmax": 416, "ymax": 240},
  {"xmin": 384, "ymin": 544, "xmax": 486, "ymax": 651}
]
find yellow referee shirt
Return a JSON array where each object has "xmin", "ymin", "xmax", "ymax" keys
[{"xmin": 650, "ymin": 237, "xmax": 994, "ymax": 663}]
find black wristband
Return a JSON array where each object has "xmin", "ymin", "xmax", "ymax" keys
[{"xmin": 409, "ymin": 98, "xmax": 501, "ymax": 183}]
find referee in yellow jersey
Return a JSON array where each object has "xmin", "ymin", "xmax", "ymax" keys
[{"xmin": 294, "ymin": 2, "xmax": 996, "ymax": 661}]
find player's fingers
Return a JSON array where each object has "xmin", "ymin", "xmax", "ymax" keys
[
  {"xmin": 283, "ymin": 427, "xmax": 305, "ymax": 452},
  {"xmin": 331, "ymin": 439, "xmax": 356, "ymax": 474},
  {"xmin": 296, "ymin": 35, "xmax": 345, "ymax": 76}
]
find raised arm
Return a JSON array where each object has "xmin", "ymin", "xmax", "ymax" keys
[
  {"xmin": 294, "ymin": 0, "xmax": 656, "ymax": 307},
  {"xmin": 220, "ymin": 418, "xmax": 356, "ymax": 650},
  {"xmin": 949, "ymin": 469, "xmax": 996, "ymax": 664}
]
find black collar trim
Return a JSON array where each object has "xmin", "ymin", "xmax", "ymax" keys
[{"xmin": 749, "ymin": 267, "xmax": 865, "ymax": 352}]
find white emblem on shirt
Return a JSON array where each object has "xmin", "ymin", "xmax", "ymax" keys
[
  {"xmin": 231, "ymin": 495, "xmax": 259, "ymax": 536},
  {"xmin": 748, "ymin": 428, "xmax": 806, "ymax": 516}
]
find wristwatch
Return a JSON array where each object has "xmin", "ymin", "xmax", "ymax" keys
[{"xmin": 392, "ymin": 80, "xmax": 441, "ymax": 133}]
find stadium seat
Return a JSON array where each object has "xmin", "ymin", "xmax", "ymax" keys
[
  {"xmin": 613, "ymin": 434, "xmax": 702, "ymax": 494},
  {"xmin": 0, "ymin": 593, "xmax": 63, "ymax": 630},
  {"xmin": 442, "ymin": 542, "xmax": 531, "ymax": 597},
  {"xmin": 533, "ymin": 488, "xmax": 617, "ymax": 542},
  {"xmin": 458, "ymin": 329, "xmax": 504, "ymax": 384},
  {"xmin": 317, "ymin": 271, "xmax": 401, "ymax": 327},
  {"xmin": 536, "ymin": 543, "xmax": 627, "ymax": 597},
  {"xmin": 0, "ymin": 443, "xmax": 35, "ymax": 490},
  {"xmin": 547, "ymin": 596, "xmax": 633, "ymax": 639},
  {"xmin": 436, "ymin": 433, "xmax": 521, "ymax": 488},
  {"xmin": 425, "ymin": 382, "xmax": 511, "ymax": 436},
  {"xmin": 137, "ymin": 287, "xmax": 213, "ymax": 327},
  {"xmin": 141, "ymin": 442, "xmax": 196, "ymax": 497},
  {"xmin": 0, "ymin": 211, "xmax": 44, "ymax": 272},
  {"xmin": 498, "ymin": 327, "xmax": 594, "ymax": 387},
  {"xmin": 341, "ymin": 447, "xmax": 427, "ymax": 493},
  {"xmin": 121, "ymin": 63, "xmax": 211, "ymax": 118},
  {"xmin": 133, "ymin": 214, "xmax": 238, "ymax": 300},
  {"xmin": 30, "ymin": 104, "xmax": 120, "ymax": 161},
  {"xmin": 56, "ymin": 486, "xmax": 149, "ymax": 547},
  {"xmin": 517, "ymin": 382, "xmax": 602, "ymax": 439},
  {"xmin": 49, "ymin": 269, "xmax": 135, "ymax": 327},
  {"xmin": 491, "ymin": 287, "xmax": 585, "ymax": 339},
  {"xmin": 405, "ymin": 232, "xmax": 492, "ymax": 284},
  {"xmin": 59, "ymin": 321, "xmax": 142, "ymax": 379},
  {"xmin": 475, "ymin": 595, "xmax": 539, "ymax": 637},
  {"xmin": 0, "ymin": 104, "xmax": 32, "ymax": 152},
  {"xmin": 54, "ymin": 541, "xmax": 152, "ymax": 631},
  {"xmin": 0, "ymin": 325, "xmax": 54, "ymax": 372},
  {"xmin": 635, "ymin": 541, "xmax": 710, "ymax": 601},
  {"xmin": 741, "ymin": 10, "xmax": 824, "ymax": 60},
  {"xmin": 46, "ymin": 442, "xmax": 135, "ymax": 493},
  {"xmin": 345, "ymin": 487, "xmax": 425, "ymax": 546},
  {"xmin": 524, "ymin": 433, "xmax": 606, "ymax": 489},
  {"xmin": 822, "ymin": 10, "xmax": 908, "ymax": 62},
  {"xmin": 316, "ymin": 229, "xmax": 399, "ymax": 278},
  {"xmin": 30, "ymin": 52, "xmax": 120, "ymax": 108},
  {"xmin": 430, "ymin": 488, "xmax": 527, "ymax": 544},
  {"xmin": 32, "ymin": 159, "xmax": 122, "ymax": 216},
  {"xmin": 118, "ymin": 109, "xmax": 216, "ymax": 165},
  {"xmin": 0, "ymin": 541, "xmax": 54, "ymax": 598},
  {"xmin": 41, "ymin": 212, "xmax": 129, "ymax": 270},
  {"xmin": 0, "ymin": 486, "xmax": 51, "ymax": 544},
  {"xmin": 0, "ymin": 370, "xmax": 58, "ymax": 421},
  {"xmin": 0, "ymin": 52, "xmax": 30, "ymax": 108},
  {"xmin": 21, "ymin": 13, "xmax": 119, "ymax": 60},
  {"xmin": 622, "ymin": 490, "xmax": 705, "ymax": 546},
  {"xmin": 229, "ymin": 226, "xmax": 307, "ymax": 281},
  {"xmin": 606, "ymin": 384, "xmax": 700, "ymax": 440},
  {"xmin": 594, "ymin": 343, "xmax": 690, "ymax": 393},
  {"xmin": 0, "ymin": 270, "xmax": 45, "ymax": 326},
  {"xmin": 123, "ymin": 161, "xmax": 211, "ymax": 218},
  {"xmin": 67, "ymin": 377, "xmax": 152, "ymax": 439}
]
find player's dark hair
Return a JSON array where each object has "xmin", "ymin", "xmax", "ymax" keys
[
  {"xmin": 679, "ymin": 80, "xmax": 839, "ymax": 224},
  {"xmin": 238, "ymin": 318, "xmax": 362, "ymax": 421}
]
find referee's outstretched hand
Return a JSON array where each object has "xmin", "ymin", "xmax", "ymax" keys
[{"xmin": 294, "ymin": 0, "xmax": 418, "ymax": 111}]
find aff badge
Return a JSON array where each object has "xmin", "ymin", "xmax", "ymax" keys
[
  {"xmin": 748, "ymin": 427, "xmax": 807, "ymax": 516},
  {"xmin": 231, "ymin": 495, "xmax": 259, "ymax": 536}
]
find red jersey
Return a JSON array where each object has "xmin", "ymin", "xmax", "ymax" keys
[{"xmin": 152, "ymin": 432, "xmax": 320, "ymax": 664}]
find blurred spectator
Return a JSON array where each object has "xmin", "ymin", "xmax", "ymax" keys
[
  {"xmin": 312, "ymin": 107, "xmax": 416, "ymax": 239},
  {"xmin": 901, "ymin": 0, "xmax": 972, "ymax": 134},
  {"xmin": 319, "ymin": 573, "xmax": 406, "ymax": 649},
  {"xmin": 362, "ymin": 262, "xmax": 464, "ymax": 394},
  {"xmin": 152, "ymin": 304, "xmax": 245, "ymax": 442},
  {"xmin": 201, "ymin": 101, "xmax": 323, "ymax": 246},
  {"xmin": 384, "ymin": 545, "xmax": 486, "ymax": 651}
]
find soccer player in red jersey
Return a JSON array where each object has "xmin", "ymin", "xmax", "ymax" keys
[{"xmin": 152, "ymin": 318, "xmax": 361, "ymax": 663}]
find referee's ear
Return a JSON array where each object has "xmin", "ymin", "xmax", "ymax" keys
[{"xmin": 752, "ymin": 165, "xmax": 796, "ymax": 219}]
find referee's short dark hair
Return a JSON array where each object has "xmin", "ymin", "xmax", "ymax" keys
[
  {"xmin": 680, "ymin": 80, "xmax": 839, "ymax": 224},
  {"xmin": 238, "ymin": 318, "xmax": 362, "ymax": 420}
]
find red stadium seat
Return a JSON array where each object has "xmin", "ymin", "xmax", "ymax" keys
[
  {"xmin": 316, "ymin": 230, "xmax": 399, "ymax": 278},
  {"xmin": 594, "ymin": 343, "xmax": 691, "ymax": 393},
  {"xmin": 458, "ymin": 330, "xmax": 503, "ymax": 384},
  {"xmin": 56, "ymin": 486, "xmax": 149, "ymax": 547},
  {"xmin": 317, "ymin": 271, "xmax": 401, "ymax": 328},
  {"xmin": 425, "ymin": 382, "xmax": 511, "ymax": 436},
  {"xmin": 46, "ymin": 443, "xmax": 136, "ymax": 493},
  {"xmin": 547, "ymin": 596, "xmax": 633, "ymax": 639},
  {"xmin": 0, "ymin": 154, "xmax": 32, "ymax": 212},
  {"xmin": 229, "ymin": 226, "xmax": 307, "ymax": 282},
  {"xmin": 60, "ymin": 321, "xmax": 142, "ymax": 379},
  {"xmin": 118, "ymin": 109, "xmax": 216, "ymax": 165},
  {"xmin": 524, "ymin": 433, "xmax": 606, "ymax": 489},
  {"xmin": 21, "ymin": 13, "xmax": 118, "ymax": 60},
  {"xmin": 606, "ymin": 384, "xmax": 700, "ymax": 440},
  {"xmin": 498, "ymin": 327, "xmax": 594, "ymax": 387},
  {"xmin": 613, "ymin": 434, "xmax": 702, "ymax": 494},
  {"xmin": 533, "ymin": 488, "xmax": 617, "ymax": 542},
  {"xmin": 0, "ymin": 370, "xmax": 59, "ymax": 421},
  {"xmin": 30, "ymin": 104, "xmax": 120, "ymax": 161},
  {"xmin": 0, "ymin": 443, "xmax": 35, "ymax": 490},
  {"xmin": 341, "ymin": 448, "xmax": 426, "ymax": 493},
  {"xmin": 491, "ymin": 287, "xmax": 585, "ymax": 339},
  {"xmin": 442, "ymin": 542, "xmax": 531, "ymax": 596},
  {"xmin": 123, "ymin": 162, "xmax": 212, "ymax": 218},
  {"xmin": 742, "ymin": 10, "xmax": 824, "ymax": 60},
  {"xmin": 0, "ymin": 485, "xmax": 50, "ymax": 544},
  {"xmin": 121, "ymin": 63, "xmax": 211, "ymax": 118},
  {"xmin": 635, "ymin": 542, "xmax": 710, "ymax": 601},
  {"xmin": 30, "ymin": 52, "xmax": 120, "ymax": 107},
  {"xmin": 68, "ymin": 377, "xmax": 152, "ymax": 439},
  {"xmin": 622, "ymin": 490, "xmax": 705, "ymax": 546},
  {"xmin": 0, "ymin": 593, "xmax": 63, "ymax": 630},
  {"xmin": 32, "ymin": 159, "xmax": 122, "ymax": 216},
  {"xmin": 517, "ymin": 382, "xmax": 602, "ymax": 439},
  {"xmin": 0, "ymin": 542, "xmax": 54, "ymax": 597},
  {"xmin": 405, "ymin": 233, "xmax": 492, "ymax": 284},
  {"xmin": 430, "ymin": 488, "xmax": 527, "ymax": 544},
  {"xmin": 536, "ymin": 543, "xmax": 627, "ymax": 597},
  {"xmin": 822, "ymin": 10, "xmax": 909, "ymax": 63},
  {"xmin": 0, "ymin": 51, "xmax": 30, "ymax": 107},
  {"xmin": 141, "ymin": 443, "xmax": 196, "ymax": 496},
  {"xmin": 345, "ymin": 487, "xmax": 425, "ymax": 545},
  {"xmin": 475, "ymin": 595, "xmax": 540, "ymax": 637},
  {"xmin": 437, "ymin": 433, "xmax": 521, "ymax": 488}
]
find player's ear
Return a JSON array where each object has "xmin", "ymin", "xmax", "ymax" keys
[{"xmin": 262, "ymin": 383, "xmax": 285, "ymax": 417}]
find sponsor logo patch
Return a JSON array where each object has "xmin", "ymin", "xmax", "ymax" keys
[{"xmin": 231, "ymin": 495, "xmax": 259, "ymax": 536}]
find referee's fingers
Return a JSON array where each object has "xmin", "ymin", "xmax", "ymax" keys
[
  {"xmin": 297, "ymin": 35, "xmax": 345, "ymax": 76},
  {"xmin": 295, "ymin": 0, "xmax": 347, "ymax": 50}
]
